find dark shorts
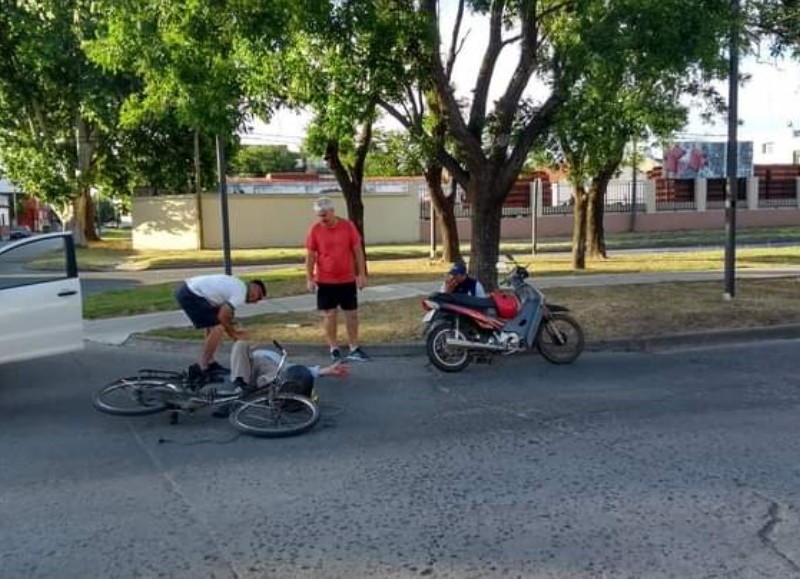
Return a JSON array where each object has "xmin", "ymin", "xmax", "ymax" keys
[
  {"xmin": 317, "ymin": 282, "xmax": 358, "ymax": 311},
  {"xmin": 174, "ymin": 282, "xmax": 220, "ymax": 329}
]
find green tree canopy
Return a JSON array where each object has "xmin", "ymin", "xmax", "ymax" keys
[
  {"xmin": 229, "ymin": 145, "xmax": 303, "ymax": 177},
  {"xmin": 538, "ymin": 0, "xmax": 731, "ymax": 268},
  {"xmin": 364, "ymin": 130, "xmax": 425, "ymax": 177},
  {"xmin": 397, "ymin": 0, "xmax": 735, "ymax": 286},
  {"xmin": 85, "ymin": 0, "xmax": 298, "ymax": 136}
]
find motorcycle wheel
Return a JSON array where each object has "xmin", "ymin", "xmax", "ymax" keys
[
  {"xmin": 537, "ymin": 313, "xmax": 585, "ymax": 365},
  {"xmin": 426, "ymin": 321, "xmax": 471, "ymax": 373}
]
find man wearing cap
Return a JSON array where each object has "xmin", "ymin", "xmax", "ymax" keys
[
  {"xmin": 174, "ymin": 274, "xmax": 267, "ymax": 382},
  {"xmin": 440, "ymin": 262, "xmax": 487, "ymax": 297},
  {"xmin": 305, "ymin": 197, "xmax": 370, "ymax": 362}
]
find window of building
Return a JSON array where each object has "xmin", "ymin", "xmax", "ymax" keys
[{"xmin": 761, "ymin": 142, "xmax": 775, "ymax": 154}]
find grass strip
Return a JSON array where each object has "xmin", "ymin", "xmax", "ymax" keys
[{"xmin": 146, "ymin": 277, "xmax": 800, "ymax": 344}]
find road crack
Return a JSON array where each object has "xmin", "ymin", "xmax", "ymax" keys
[
  {"xmin": 127, "ymin": 421, "xmax": 244, "ymax": 578},
  {"xmin": 751, "ymin": 489, "xmax": 800, "ymax": 574}
]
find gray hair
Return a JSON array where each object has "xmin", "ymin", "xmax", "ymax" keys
[{"xmin": 313, "ymin": 197, "xmax": 334, "ymax": 213}]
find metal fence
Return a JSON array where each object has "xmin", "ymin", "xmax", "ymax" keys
[
  {"xmin": 419, "ymin": 203, "xmax": 530, "ymax": 219},
  {"xmin": 417, "ymin": 178, "xmax": 798, "ymax": 218},
  {"xmin": 760, "ymin": 197, "xmax": 798, "ymax": 208},
  {"xmin": 656, "ymin": 201, "xmax": 698, "ymax": 212},
  {"xmin": 420, "ymin": 180, "xmax": 649, "ymax": 219}
]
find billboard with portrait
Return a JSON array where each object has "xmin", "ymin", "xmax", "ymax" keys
[{"xmin": 664, "ymin": 141, "xmax": 753, "ymax": 179}]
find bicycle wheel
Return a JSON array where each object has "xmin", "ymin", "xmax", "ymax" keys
[
  {"xmin": 92, "ymin": 377, "xmax": 173, "ymax": 416},
  {"xmin": 229, "ymin": 392, "xmax": 320, "ymax": 438},
  {"xmin": 537, "ymin": 313, "xmax": 585, "ymax": 365}
]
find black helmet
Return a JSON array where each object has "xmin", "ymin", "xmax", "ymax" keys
[{"xmin": 281, "ymin": 364, "xmax": 314, "ymax": 398}]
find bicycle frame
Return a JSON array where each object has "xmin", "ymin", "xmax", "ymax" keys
[
  {"xmin": 130, "ymin": 341, "xmax": 292, "ymax": 412},
  {"xmin": 93, "ymin": 340, "xmax": 322, "ymax": 437}
]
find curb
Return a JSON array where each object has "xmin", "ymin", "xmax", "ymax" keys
[
  {"xmin": 116, "ymin": 335, "xmax": 425, "ymax": 359},
  {"xmin": 104, "ymin": 323, "xmax": 800, "ymax": 359}
]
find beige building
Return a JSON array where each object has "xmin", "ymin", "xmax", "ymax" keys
[
  {"xmin": 132, "ymin": 190, "xmax": 421, "ymax": 250},
  {"xmin": 132, "ymin": 175, "xmax": 800, "ymax": 251}
]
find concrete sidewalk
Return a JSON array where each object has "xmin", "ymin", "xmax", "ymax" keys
[{"xmin": 83, "ymin": 267, "xmax": 800, "ymax": 346}]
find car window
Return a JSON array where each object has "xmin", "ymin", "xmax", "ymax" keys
[{"xmin": 0, "ymin": 236, "xmax": 77, "ymax": 290}]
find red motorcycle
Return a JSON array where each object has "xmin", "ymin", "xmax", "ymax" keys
[{"xmin": 421, "ymin": 255, "xmax": 584, "ymax": 372}]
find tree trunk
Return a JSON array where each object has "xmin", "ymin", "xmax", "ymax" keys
[
  {"xmin": 75, "ymin": 117, "xmax": 99, "ymax": 243},
  {"xmin": 325, "ymin": 140, "xmax": 369, "ymax": 274},
  {"xmin": 424, "ymin": 166, "xmax": 461, "ymax": 264},
  {"xmin": 587, "ymin": 161, "xmax": 619, "ymax": 259},
  {"xmin": 341, "ymin": 181, "xmax": 365, "ymax": 242},
  {"xmin": 70, "ymin": 193, "xmax": 88, "ymax": 247},
  {"xmin": 571, "ymin": 185, "xmax": 588, "ymax": 269},
  {"xmin": 83, "ymin": 189, "xmax": 97, "ymax": 242},
  {"xmin": 469, "ymin": 180, "xmax": 503, "ymax": 291},
  {"xmin": 586, "ymin": 179, "xmax": 608, "ymax": 259},
  {"xmin": 422, "ymin": 91, "xmax": 461, "ymax": 263}
]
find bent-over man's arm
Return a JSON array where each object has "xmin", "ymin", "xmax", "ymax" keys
[{"xmin": 217, "ymin": 304, "xmax": 244, "ymax": 340}]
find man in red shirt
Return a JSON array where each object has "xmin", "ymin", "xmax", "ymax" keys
[{"xmin": 305, "ymin": 197, "xmax": 369, "ymax": 362}]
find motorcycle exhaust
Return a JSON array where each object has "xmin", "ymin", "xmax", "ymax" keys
[{"xmin": 444, "ymin": 338, "xmax": 507, "ymax": 352}]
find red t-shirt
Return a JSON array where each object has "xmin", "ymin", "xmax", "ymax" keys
[{"xmin": 305, "ymin": 218, "xmax": 362, "ymax": 284}]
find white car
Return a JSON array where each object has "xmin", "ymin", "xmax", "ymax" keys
[{"xmin": 0, "ymin": 232, "xmax": 84, "ymax": 364}]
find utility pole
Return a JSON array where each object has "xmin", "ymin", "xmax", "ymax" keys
[
  {"xmin": 531, "ymin": 179, "xmax": 539, "ymax": 255},
  {"xmin": 194, "ymin": 130, "xmax": 204, "ymax": 249},
  {"xmin": 429, "ymin": 198, "xmax": 437, "ymax": 260},
  {"xmin": 630, "ymin": 138, "xmax": 638, "ymax": 232},
  {"xmin": 216, "ymin": 135, "xmax": 232, "ymax": 275},
  {"xmin": 724, "ymin": 0, "xmax": 740, "ymax": 299}
]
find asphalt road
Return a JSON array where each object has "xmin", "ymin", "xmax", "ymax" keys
[{"xmin": 1, "ymin": 341, "xmax": 799, "ymax": 578}]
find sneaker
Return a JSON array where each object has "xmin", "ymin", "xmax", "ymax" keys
[
  {"xmin": 346, "ymin": 347, "xmax": 370, "ymax": 362},
  {"xmin": 330, "ymin": 348, "xmax": 342, "ymax": 362},
  {"xmin": 186, "ymin": 363, "xmax": 205, "ymax": 387},
  {"xmin": 205, "ymin": 361, "xmax": 230, "ymax": 375}
]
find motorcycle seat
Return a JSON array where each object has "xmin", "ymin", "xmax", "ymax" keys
[{"xmin": 429, "ymin": 292, "xmax": 496, "ymax": 310}]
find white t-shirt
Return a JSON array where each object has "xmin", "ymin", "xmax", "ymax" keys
[{"xmin": 186, "ymin": 275, "xmax": 247, "ymax": 308}]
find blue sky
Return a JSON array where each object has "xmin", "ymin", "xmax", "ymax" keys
[{"xmin": 682, "ymin": 54, "xmax": 800, "ymax": 141}]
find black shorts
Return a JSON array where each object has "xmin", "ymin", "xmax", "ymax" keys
[
  {"xmin": 317, "ymin": 282, "xmax": 358, "ymax": 311},
  {"xmin": 174, "ymin": 282, "xmax": 220, "ymax": 329}
]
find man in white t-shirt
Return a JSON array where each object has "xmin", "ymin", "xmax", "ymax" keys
[{"xmin": 174, "ymin": 274, "xmax": 266, "ymax": 379}]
